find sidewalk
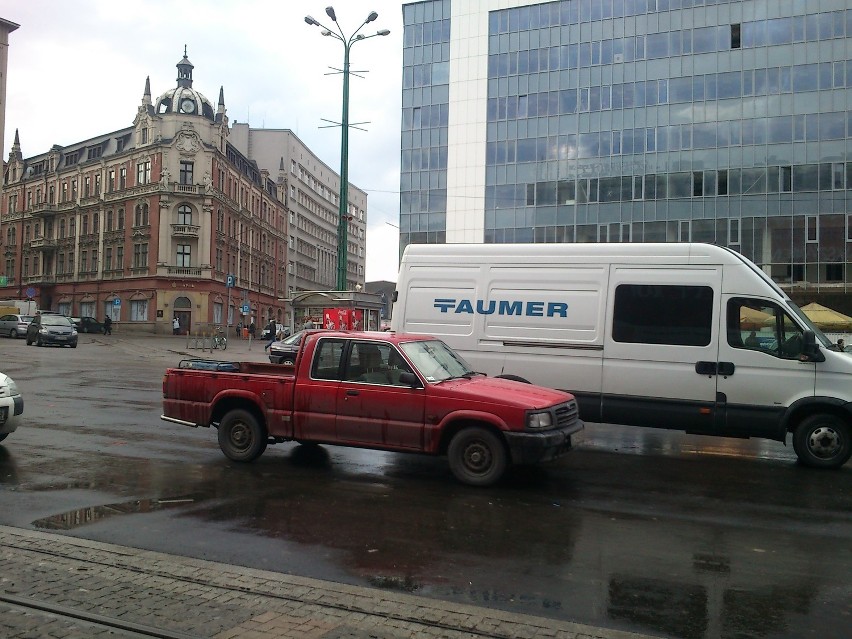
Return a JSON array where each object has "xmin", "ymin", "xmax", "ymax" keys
[
  {"xmin": 85, "ymin": 331, "xmax": 273, "ymax": 364},
  {"xmin": 0, "ymin": 525, "xmax": 656, "ymax": 639}
]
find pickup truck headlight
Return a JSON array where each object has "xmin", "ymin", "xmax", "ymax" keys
[
  {"xmin": 527, "ymin": 410, "xmax": 553, "ymax": 430},
  {"xmin": 7, "ymin": 379, "xmax": 19, "ymax": 396}
]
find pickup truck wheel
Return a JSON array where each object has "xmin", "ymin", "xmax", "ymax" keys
[
  {"xmin": 793, "ymin": 414, "xmax": 852, "ymax": 469},
  {"xmin": 448, "ymin": 426, "xmax": 508, "ymax": 487},
  {"xmin": 218, "ymin": 410, "xmax": 267, "ymax": 462}
]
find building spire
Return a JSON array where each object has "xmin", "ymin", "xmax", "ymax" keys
[
  {"xmin": 217, "ymin": 86, "xmax": 225, "ymax": 112},
  {"xmin": 176, "ymin": 46, "xmax": 194, "ymax": 88},
  {"xmin": 9, "ymin": 128, "xmax": 22, "ymax": 161},
  {"xmin": 142, "ymin": 76, "xmax": 152, "ymax": 106}
]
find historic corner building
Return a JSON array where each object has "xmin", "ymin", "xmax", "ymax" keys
[
  {"xmin": 400, "ymin": 0, "xmax": 852, "ymax": 308},
  {"xmin": 0, "ymin": 52, "xmax": 369, "ymax": 334}
]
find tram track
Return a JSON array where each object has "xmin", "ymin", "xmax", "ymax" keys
[{"xmin": 1, "ymin": 538, "xmax": 571, "ymax": 639}]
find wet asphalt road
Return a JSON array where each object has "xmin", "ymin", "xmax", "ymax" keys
[{"xmin": 0, "ymin": 332, "xmax": 850, "ymax": 639}]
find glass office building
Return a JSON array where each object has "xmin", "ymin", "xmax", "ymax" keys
[{"xmin": 401, "ymin": 0, "xmax": 852, "ymax": 293}]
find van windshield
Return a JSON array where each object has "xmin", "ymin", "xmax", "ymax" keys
[
  {"xmin": 399, "ymin": 339, "xmax": 475, "ymax": 382},
  {"xmin": 787, "ymin": 302, "xmax": 832, "ymax": 348}
]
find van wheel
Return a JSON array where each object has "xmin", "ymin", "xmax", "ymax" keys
[
  {"xmin": 218, "ymin": 409, "xmax": 267, "ymax": 462},
  {"xmin": 495, "ymin": 374, "xmax": 531, "ymax": 383},
  {"xmin": 792, "ymin": 414, "xmax": 852, "ymax": 469},
  {"xmin": 448, "ymin": 426, "xmax": 508, "ymax": 487}
]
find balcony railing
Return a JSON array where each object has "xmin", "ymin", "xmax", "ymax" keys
[
  {"xmin": 173, "ymin": 183, "xmax": 202, "ymax": 195},
  {"xmin": 23, "ymin": 274, "xmax": 55, "ymax": 285},
  {"xmin": 171, "ymin": 224, "xmax": 200, "ymax": 238},
  {"xmin": 166, "ymin": 266, "xmax": 203, "ymax": 277},
  {"xmin": 28, "ymin": 202, "xmax": 58, "ymax": 218},
  {"xmin": 29, "ymin": 237, "xmax": 57, "ymax": 251}
]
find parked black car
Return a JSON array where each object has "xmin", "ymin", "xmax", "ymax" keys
[
  {"xmin": 268, "ymin": 330, "xmax": 309, "ymax": 365},
  {"xmin": 26, "ymin": 314, "xmax": 78, "ymax": 348},
  {"xmin": 71, "ymin": 316, "xmax": 104, "ymax": 333}
]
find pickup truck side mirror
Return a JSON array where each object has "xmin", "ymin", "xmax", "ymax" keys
[
  {"xmin": 398, "ymin": 371, "xmax": 423, "ymax": 388},
  {"xmin": 801, "ymin": 330, "xmax": 825, "ymax": 362}
]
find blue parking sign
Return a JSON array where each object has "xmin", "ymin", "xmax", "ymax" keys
[{"xmin": 226, "ymin": 274, "xmax": 235, "ymax": 288}]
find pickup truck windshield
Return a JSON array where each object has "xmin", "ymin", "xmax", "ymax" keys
[{"xmin": 400, "ymin": 340, "xmax": 475, "ymax": 382}]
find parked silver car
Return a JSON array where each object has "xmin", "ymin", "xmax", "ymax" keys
[{"xmin": 0, "ymin": 314, "xmax": 34, "ymax": 339}]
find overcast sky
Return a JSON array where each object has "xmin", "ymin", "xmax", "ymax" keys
[{"xmin": 3, "ymin": 0, "xmax": 405, "ymax": 283}]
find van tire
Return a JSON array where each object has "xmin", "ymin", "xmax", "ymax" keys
[
  {"xmin": 495, "ymin": 374, "xmax": 531, "ymax": 384},
  {"xmin": 792, "ymin": 414, "xmax": 852, "ymax": 469},
  {"xmin": 448, "ymin": 426, "xmax": 508, "ymax": 487},
  {"xmin": 218, "ymin": 409, "xmax": 267, "ymax": 462}
]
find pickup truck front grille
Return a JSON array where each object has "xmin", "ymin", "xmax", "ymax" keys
[{"xmin": 554, "ymin": 400, "xmax": 579, "ymax": 428}]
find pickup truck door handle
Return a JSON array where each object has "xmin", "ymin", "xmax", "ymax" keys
[
  {"xmin": 346, "ymin": 389, "xmax": 359, "ymax": 396},
  {"xmin": 695, "ymin": 361, "xmax": 736, "ymax": 376}
]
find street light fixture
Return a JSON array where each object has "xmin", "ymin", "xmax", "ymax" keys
[{"xmin": 305, "ymin": 6, "xmax": 389, "ymax": 291}]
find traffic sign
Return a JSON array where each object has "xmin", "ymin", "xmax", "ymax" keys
[
  {"xmin": 113, "ymin": 298, "xmax": 121, "ymax": 306},
  {"xmin": 25, "ymin": 287, "xmax": 36, "ymax": 299},
  {"xmin": 241, "ymin": 304, "xmax": 250, "ymax": 314},
  {"xmin": 226, "ymin": 274, "xmax": 236, "ymax": 288}
]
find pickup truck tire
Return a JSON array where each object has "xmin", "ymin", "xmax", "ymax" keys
[
  {"xmin": 793, "ymin": 414, "xmax": 852, "ymax": 469},
  {"xmin": 218, "ymin": 409, "xmax": 267, "ymax": 462},
  {"xmin": 448, "ymin": 426, "xmax": 508, "ymax": 487}
]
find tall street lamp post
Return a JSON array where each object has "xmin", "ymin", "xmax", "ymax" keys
[{"xmin": 305, "ymin": 7, "xmax": 389, "ymax": 291}]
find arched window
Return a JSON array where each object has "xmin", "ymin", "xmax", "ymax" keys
[{"xmin": 177, "ymin": 204, "xmax": 193, "ymax": 225}]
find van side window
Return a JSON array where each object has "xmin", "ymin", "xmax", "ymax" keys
[
  {"xmin": 311, "ymin": 339, "xmax": 346, "ymax": 380},
  {"xmin": 726, "ymin": 298, "xmax": 804, "ymax": 359},
  {"xmin": 613, "ymin": 284, "xmax": 713, "ymax": 346}
]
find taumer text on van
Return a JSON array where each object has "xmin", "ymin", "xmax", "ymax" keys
[{"xmin": 434, "ymin": 299, "xmax": 568, "ymax": 317}]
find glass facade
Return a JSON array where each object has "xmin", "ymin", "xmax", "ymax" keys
[
  {"xmin": 400, "ymin": 0, "xmax": 451, "ymax": 250},
  {"xmin": 401, "ymin": 0, "xmax": 852, "ymax": 289}
]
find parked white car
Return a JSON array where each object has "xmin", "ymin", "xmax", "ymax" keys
[{"xmin": 0, "ymin": 372, "xmax": 23, "ymax": 442}]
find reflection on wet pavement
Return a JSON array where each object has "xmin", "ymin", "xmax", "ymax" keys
[
  {"xmin": 32, "ymin": 494, "xmax": 207, "ymax": 530},
  {"xmin": 3, "ymin": 430, "xmax": 849, "ymax": 639}
]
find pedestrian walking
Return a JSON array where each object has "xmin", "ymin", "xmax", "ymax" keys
[
  {"xmin": 248, "ymin": 320, "xmax": 256, "ymax": 339},
  {"xmin": 172, "ymin": 316, "xmax": 180, "ymax": 335},
  {"xmin": 263, "ymin": 319, "xmax": 277, "ymax": 352},
  {"xmin": 103, "ymin": 316, "xmax": 112, "ymax": 335}
]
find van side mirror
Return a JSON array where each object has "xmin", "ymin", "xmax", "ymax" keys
[
  {"xmin": 802, "ymin": 330, "xmax": 825, "ymax": 362},
  {"xmin": 398, "ymin": 371, "xmax": 422, "ymax": 387}
]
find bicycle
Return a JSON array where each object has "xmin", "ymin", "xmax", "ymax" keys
[{"xmin": 212, "ymin": 327, "xmax": 227, "ymax": 350}]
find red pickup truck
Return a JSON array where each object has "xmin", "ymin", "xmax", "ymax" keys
[{"xmin": 161, "ymin": 331, "xmax": 583, "ymax": 486}]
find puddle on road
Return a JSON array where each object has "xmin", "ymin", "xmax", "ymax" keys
[{"xmin": 31, "ymin": 493, "xmax": 207, "ymax": 530}]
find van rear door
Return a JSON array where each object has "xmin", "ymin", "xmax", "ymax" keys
[{"xmin": 602, "ymin": 266, "xmax": 722, "ymax": 432}]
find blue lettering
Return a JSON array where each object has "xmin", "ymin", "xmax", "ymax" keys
[
  {"xmin": 526, "ymin": 302, "xmax": 544, "ymax": 317},
  {"xmin": 456, "ymin": 299, "xmax": 474, "ymax": 314},
  {"xmin": 434, "ymin": 298, "xmax": 456, "ymax": 313},
  {"xmin": 476, "ymin": 300, "xmax": 496, "ymax": 315},
  {"xmin": 547, "ymin": 302, "xmax": 568, "ymax": 317},
  {"xmin": 433, "ymin": 298, "xmax": 569, "ymax": 318},
  {"xmin": 498, "ymin": 300, "xmax": 522, "ymax": 315}
]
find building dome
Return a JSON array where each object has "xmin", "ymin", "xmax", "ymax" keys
[{"xmin": 153, "ymin": 49, "xmax": 215, "ymax": 120}]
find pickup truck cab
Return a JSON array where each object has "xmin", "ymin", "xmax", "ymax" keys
[{"xmin": 162, "ymin": 331, "xmax": 583, "ymax": 486}]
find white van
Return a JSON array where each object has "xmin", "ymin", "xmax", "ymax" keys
[{"xmin": 392, "ymin": 243, "xmax": 852, "ymax": 469}]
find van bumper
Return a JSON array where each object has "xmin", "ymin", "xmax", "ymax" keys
[{"xmin": 503, "ymin": 421, "xmax": 584, "ymax": 464}]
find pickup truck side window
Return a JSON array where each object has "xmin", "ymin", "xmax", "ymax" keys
[
  {"xmin": 345, "ymin": 341, "xmax": 415, "ymax": 385},
  {"xmin": 726, "ymin": 298, "xmax": 804, "ymax": 359},
  {"xmin": 613, "ymin": 284, "xmax": 713, "ymax": 346},
  {"xmin": 311, "ymin": 338, "xmax": 346, "ymax": 380}
]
